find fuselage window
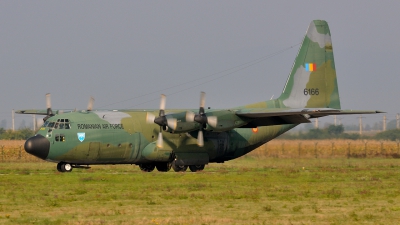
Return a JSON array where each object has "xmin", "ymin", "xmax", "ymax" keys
[{"xmin": 55, "ymin": 134, "xmax": 65, "ymax": 142}]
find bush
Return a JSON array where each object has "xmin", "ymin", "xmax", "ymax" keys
[{"xmin": 375, "ymin": 129, "xmax": 400, "ymax": 141}]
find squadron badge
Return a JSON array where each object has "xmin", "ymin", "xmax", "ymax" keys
[{"xmin": 77, "ymin": 133, "xmax": 85, "ymax": 142}]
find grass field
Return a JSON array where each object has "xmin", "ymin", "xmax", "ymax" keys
[
  {"xmin": 1, "ymin": 140, "xmax": 400, "ymax": 224},
  {"xmin": 1, "ymin": 156, "xmax": 400, "ymax": 224}
]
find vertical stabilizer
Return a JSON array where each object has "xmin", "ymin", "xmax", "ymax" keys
[{"xmin": 278, "ymin": 20, "xmax": 340, "ymax": 109}]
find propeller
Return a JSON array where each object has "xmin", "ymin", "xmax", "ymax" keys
[
  {"xmin": 87, "ymin": 96, "xmax": 95, "ymax": 111},
  {"xmin": 43, "ymin": 93, "xmax": 54, "ymax": 122},
  {"xmin": 154, "ymin": 94, "xmax": 168, "ymax": 148},
  {"xmin": 186, "ymin": 92, "xmax": 218, "ymax": 147},
  {"xmin": 146, "ymin": 94, "xmax": 175, "ymax": 148}
]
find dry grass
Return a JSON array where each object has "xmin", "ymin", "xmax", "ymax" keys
[
  {"xmin": 0, "ymin": 140, "xmax": 40, "ymax": 162},
  {"xmin": 250, "ymin": 139, "xmax": 400, "ymax": 159}
]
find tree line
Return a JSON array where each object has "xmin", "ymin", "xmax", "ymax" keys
[
  {"xmin": 0, "ymin": 128, "xmax": 35, "ymax": 140},
  {"xmin": 280, "ymin": 125, "xmax": 400, "ymax": 141}
]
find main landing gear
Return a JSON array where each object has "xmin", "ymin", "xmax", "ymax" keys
[
  {"xmin": 139, "ymin": 162, "xmax": 172, "ymax": 172},
  {"xmin": 188, "ymin": 164, "xmax": 205, "ymax": 172},
  {"xmin": 139, "ymin": 161, "xmax": 205, "ymax": 172}
]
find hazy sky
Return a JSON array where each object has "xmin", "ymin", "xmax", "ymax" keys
[{"xmin": 1, "ymin": 1, "xmax": 399, "ymax": 129}]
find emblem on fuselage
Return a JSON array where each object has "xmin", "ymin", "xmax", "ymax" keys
[{"xmin": 77, "ymin": 132, "xmax": 85, "ymax": 142}]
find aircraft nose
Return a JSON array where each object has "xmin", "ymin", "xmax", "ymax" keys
[{"xmin": 24, "ymin": 134, "xmax": 50, "ymax": 160}]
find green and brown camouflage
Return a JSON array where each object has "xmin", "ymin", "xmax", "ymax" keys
[{"xmin": 17, "ymin": 20, "xmax": 383, "ymax": 172}]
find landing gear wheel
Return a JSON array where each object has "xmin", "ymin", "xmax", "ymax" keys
[
  {"xmin": 189, "ymin": 165, "xmax": 205, "ymax": 172},
  {"xmin": 171, "ymin": 161, "xmax": 188, "ymax": 172},
  {"xmin": 57, "ymin": 162, "xmax": 73, "ymax": 172},
  {"xmin": 156, "ymin": 162, "xmax": 172, "ymax": 172},
  {"xmin": 139, "ymin": 164, "xmax": 156, "ymax": 172}
]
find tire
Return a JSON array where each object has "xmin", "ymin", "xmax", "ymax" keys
[
  {"xmin": 189, "ymin": 165, "xmax": 205, "ymax": 172},
  {"xmin": 156, "ymin": 162, "xmax": 172, "ymax": 172},
  {"xmin": 171, "ymin": 160, "xmax": 188, "ymax": 172},
  {"xmin": 139, "ymin": 164, "xmax": 155, "ymax": 172},
  {"xmin": 58, "ymin": 162, "xmax": 73, "ymax": 172},
  {"xmin": 56, "ymin": 162, "xmax": 63, "ymax": 172}
]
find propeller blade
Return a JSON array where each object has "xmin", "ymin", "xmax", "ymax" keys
[
  {"xmin": 46, "ymin": 93, "xmax": 51, "ymax": 109},
  {"xmin": 167, "ymin": 118, "xmax": 177, "ymax": 130},
  {"xmin": 160, "ymin": 94, "xmax": 166, "ymax": 111},
  {"xmin": 36, "ymin": 118, "xmax": 44, "ymax": 129},
  {"xmin": 207, "ymin": 116, "xmax": 218, "ymax": 127},
  {"xmin": 186, "ymin": 111, "xmax": 195, "ymax": 122},
  {"xmin": 199, "ymin": 92, "xmax": 206, "ymax": 111},
  {"xmin": 157, "ymin": 132, "xmax": 163, "ymax": 148},
  {"xmin": 87, "ymin": 96, "xmax": 95, "ymax": 111},
  {"xmin": 43, "ymin": 93, "xmax": 53, "ymax": 121},
  {"xmin": 197, "ymin": 130, "xmax": 204, "ymax": 147},
  {"xmin": 146, "ymin": 113, "xmax": 156, "ymax": 124}
]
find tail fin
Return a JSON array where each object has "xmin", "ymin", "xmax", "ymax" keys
[{"xmin": 278, "ymin": 20, "xmax": 340, "ymax": 109}]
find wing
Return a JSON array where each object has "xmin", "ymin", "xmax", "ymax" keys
[
  {"xmin": 15, "ymin": 109, "xmax": 73, "ymax": 115},
  {"xmin": 236, "ymin": 108, "xmax": 384, "ymax": 127}
]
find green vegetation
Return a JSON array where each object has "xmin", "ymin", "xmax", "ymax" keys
[
  {"xmin": 281, "ymin": 125, "xmax": 400, "ymax": 140},
  {"xmin": 375, "ymin": 129, "xmax": 400, "ymax": 141},
  {"xmin": 1, "ymin": 157, "xmax": 400, "ymax": 224},
  {"xmin": 0, "ymin": 128, "xmax": 34, "ymax": 140}
]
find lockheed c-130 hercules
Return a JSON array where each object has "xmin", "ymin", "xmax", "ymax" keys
[{"xmin": 17, "ymin": 20, "xmax": 383, "ymax": 173}]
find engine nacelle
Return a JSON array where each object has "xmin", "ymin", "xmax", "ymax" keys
[
  {"xmin": 164, "ymin": 121, "xmax": 200, "ymax": 133},
  {"xmin": 204, "ymin": 119, "xmax": 248, "ymax": 132}
]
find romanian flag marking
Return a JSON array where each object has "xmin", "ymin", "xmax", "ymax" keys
[{"xmin": 305, "ymin": 63, "xmax": 316, "ymax": 72}]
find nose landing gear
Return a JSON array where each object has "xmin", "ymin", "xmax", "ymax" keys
[{"xmin": 57, "ymin": 162, "xmax": 73, "ymax": 172}]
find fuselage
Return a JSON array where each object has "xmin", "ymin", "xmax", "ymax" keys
[{"xmin": 25, "ymin": 109, "xmax": 295, "ymax": 165}]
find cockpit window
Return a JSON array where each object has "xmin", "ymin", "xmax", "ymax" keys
[
  {"xmin": 43, "ymin": 121, "xmax": 50, "ymax": 127},
  {"xmin": 54, "ymin": 119, "xmax": 71, "ymax": 129},
  {"xmin": 48, "ymin": 122, "xmax": 55, "ymax": 128}
]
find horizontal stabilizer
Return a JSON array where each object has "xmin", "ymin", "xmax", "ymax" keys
[
  {"xmin": 236, "ymin": 108, "xmax": 384, "ymax": 127},
  {"xmin": 237, "ymin": 108, "xmax": 383, "ymax": 118}
]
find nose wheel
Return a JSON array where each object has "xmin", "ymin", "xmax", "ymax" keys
[{"xmin": 57, "ymin": 162, "xmax": 73, "ymax": 172}]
